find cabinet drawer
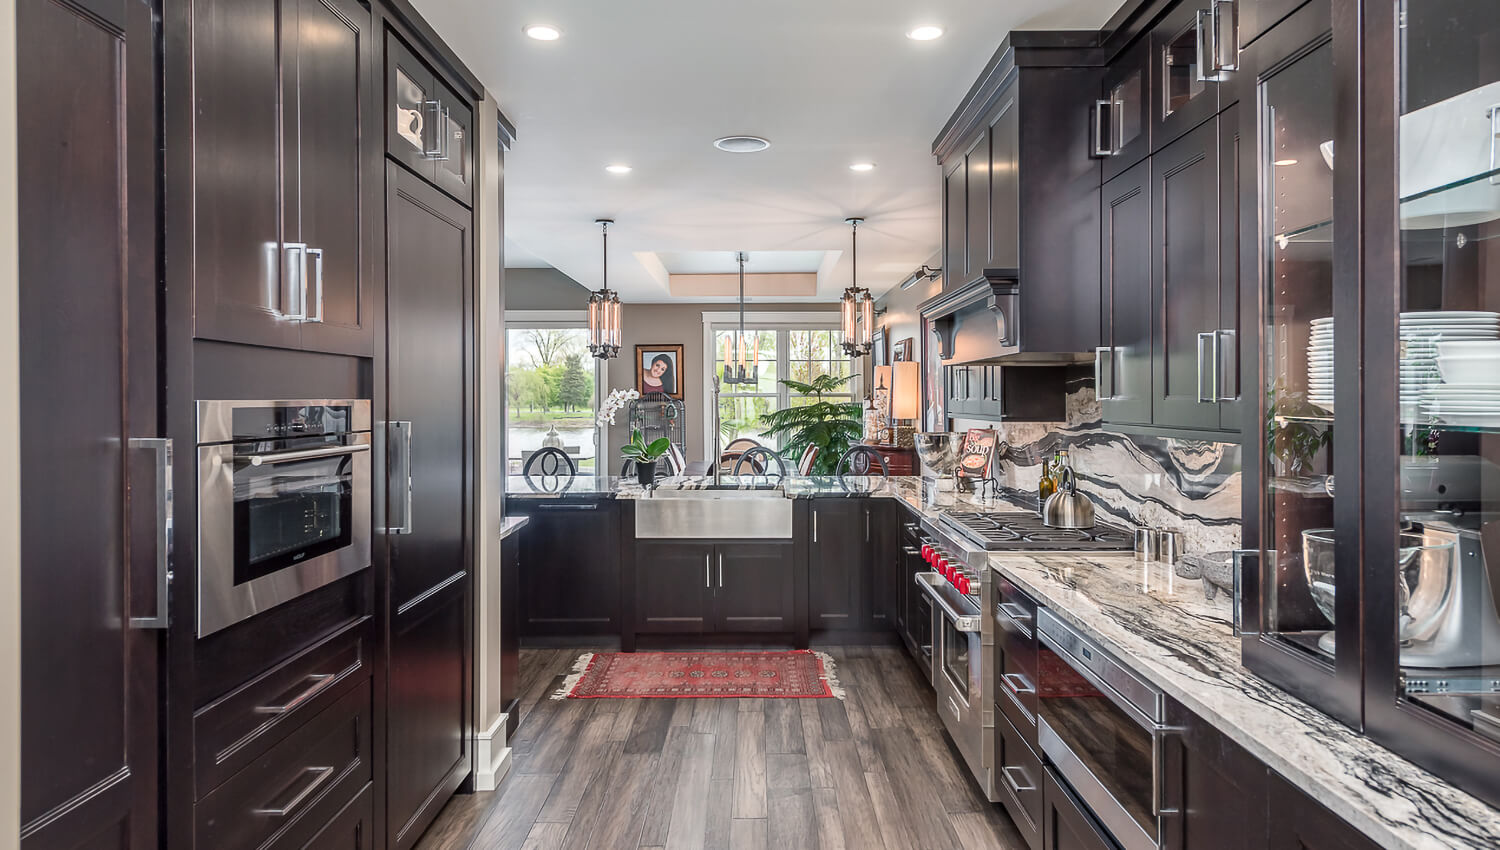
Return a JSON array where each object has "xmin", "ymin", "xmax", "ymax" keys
[
  {"xmin": 196, "ymin": 617, "xmax": 370, "ymax": 796},
  {"xmin": 302, "ymin": 782, "xmax": 373, "ymax": 850},
  {"xmin": 996, "ymin": 707, "xmax": 1043, "ymax": 850},
  {"xmin": 993, "ymin": 576, "xmax": 1039, "ymax": 736},
  {"xmin": 197, "ymin": 680, "xmax": 372, "ymax": 850}
]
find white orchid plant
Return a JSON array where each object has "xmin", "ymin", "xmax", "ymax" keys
[{"xmin": 596, "ymin": 388, "xmax": 640, "ymax": 427}]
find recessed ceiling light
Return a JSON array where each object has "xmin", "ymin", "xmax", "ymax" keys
[
  {"xmin": 605, "ymin": 164, "xmax": 632, "ymax": 174},
  {"xmin": 907, "ymin": 25, "xmax": 944, "ymax": 41},
  {"xmin": 1274, "ymin": 158, "xmax": 1299, "ymax": 166},
  {"xmin": 849, "ymin": 162, "xmax": 876, "ymax": 172},
  {"xmin": 524, "ymin": 24, "xmax": 561, "ymax": 41},
  {"xmin": 714, "ymin": 135, "xmax": 772, "ymax": 154}
]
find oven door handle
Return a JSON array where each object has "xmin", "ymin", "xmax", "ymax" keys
[
  {"xmin": 245, "ymin": 442, "xmax": 370, "ymax": 467},
  {"xmin": 914, "ymin": 572, "xmax": 981, "ymax": 632}
]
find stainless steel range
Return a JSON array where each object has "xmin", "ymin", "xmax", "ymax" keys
[{"xmin": 914, "ymin": 508, "xmax": 1131, "ymax": 803}]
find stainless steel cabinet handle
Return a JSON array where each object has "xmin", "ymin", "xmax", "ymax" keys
[
  {"xmin": 246, "ymin": 442, "xmax": 369, "ymax": 467},
  {"xmin": 1196, "ymin": 331, "xmax": 1219, "ymax": 403},
  {"xmin": 129, "ymin": 437, "xmax": 172, "ymax": 629},
  {"xmin": 813, "ymin": 510, "xmax": 818, "ymax": 543},
  {"xmin": 255, "ymin": 673, "xmax": 334, "ymax": 715},
  {"xmin": 718, "ymin": 552, "xmax": 724, "ymax": 588},
  {"xmin": 254, "ymin": 765, "xmax": 335, "ymax": 817},
  {"xmin": 387, "ymin": 421, "xmax": 414, "ymax": 535},
  {"xmin": 1215, "ymin": 329, "xmax": 1236, "ymax": 402},
  {"xmin": 1091, "ymin": 99, "xmax": 1113, "ymax": 157},
  {"xmin": 1094, "ymin": 346, "xmax": 1111, "ymax": 399},
  {"xmin": 439, "ymin": 105, "xmax": 453, "ymax": 162},
  {"xmin": 997, "ymin": 601, "xmax": 1033, "ymax": 625},
  {"xmin": 865, "ymin": 509, "xmax": 870, "ymax": 542},
  {"xmin": 902, "ymin": 546, "xmax": 922, "ymax": 556},
  {"xmin": 1211, "ymin": 0, "xmax": 1237, "ymax": 74},
  {"xmin": 303, "ymin": 247, "xmax": 324, "ymax": 323},
  {"xmin": 282, "ymin": 242, "xmax": 308, "ymax": 320},
  {"xmin": 1002, "ymin": 672, "xmax": 1036, "ymax": 696},
  {"xmin": 1195, "ymin": 9, "xmax": 1213, "ymax": 83},
  {"xmin": 421, "ymin": 99, "xmax": 443, "ymax": 158},
  {"xmin": 1002, "ymin": 765, "xmax": 1037, "ymax": 795},
  {"xmin": 705, "ymin": 553, "xmax": 711, "ymax": 589}
]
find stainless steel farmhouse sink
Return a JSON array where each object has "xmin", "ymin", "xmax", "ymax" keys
[{"xmin": 634, "ymin": 488, "xmax": 794, "ymax": 538}]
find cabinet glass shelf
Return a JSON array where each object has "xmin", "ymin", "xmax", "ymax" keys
[{"xmin": 1277, "ymin": 167, "xmax": 1500, "ymax": 246}]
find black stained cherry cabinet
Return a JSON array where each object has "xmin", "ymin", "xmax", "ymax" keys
[
  {"xmin": 1041, "ymin": 769, "xmax": 1116, "ymax": 850},
  {"xmin": 384, "ymin": 165, "xmax": 474, "ymax": 850},
  {"xmin": 191, "ymin": 0, "xmax": 376, "ymax": 355},
  {"xmin": 1096, "ymin": 38, "xmax": 1151, "ymax": 182},
  {"xmin": 1265, "ymin": 773, "xmax": 1381, "ymax": 850},
  {"xmin": 507, "ymin": 498, "xmax": 621, "ymax": 636},
  {"xmin": 387, "ymin": 32, "xmax": 475, "ymax": 207},
  {"xmin": 808, "ymin": 498, "xmax": 895, "ymax": 632},
  {"xmin": 1099, "ymin": 159, "xmax": 1154, "ymax": 426},
  {"xmin": 632, "ymin": 541, "xmax": 796, "ymax": 637},
  {"xmin": 19, "ymin": 0, "xmax": 162, "ymax": 845}
]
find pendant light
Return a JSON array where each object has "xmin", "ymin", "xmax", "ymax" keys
[
  {"xmin": 722, "ymin": 252, "xmax": 759, "ymax": 385},
  {"xmin": 587, "ymin": 219, "xmax": 621, "ymax": 359},
  {"xmin": 841, "ymin": 217, "xmax": 874, "ymax": 357}
]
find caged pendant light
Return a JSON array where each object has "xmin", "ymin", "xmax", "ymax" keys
[
  {"xmin": 722, "ymin": 252, "xmax": 760, "ymax": 385},
  {"xmin": 587, "ymin": 219, "xmax": 622, "ymax": 359},
  {"xmin": 841, "ymin": 217, "xmax": 874, "ymax": 357}
]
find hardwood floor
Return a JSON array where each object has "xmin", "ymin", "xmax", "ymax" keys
[{"xmin": 416, "ymin": 645, "xmax": 1028, "ymax": 850}]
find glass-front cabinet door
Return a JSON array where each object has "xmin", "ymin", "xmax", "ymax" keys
[
  {"xmin": 1365, "ymin": 0, "xmax": 1500, "ymax": 808},
  {"xmin": 1241, "ymin": 0, "xmax": 1362, "ymax": 726}
]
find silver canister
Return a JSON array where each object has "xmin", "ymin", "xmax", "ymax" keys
[
  {"xmin": 1156, "ymin": 530, "xmax": 1182, "ymax": 564},
  {"xmin": 1134, "ymin": 527, "xmax": 1158, "ymax": 561}
]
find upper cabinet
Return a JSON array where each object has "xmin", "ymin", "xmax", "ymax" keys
[
  {"xmin": 1150, "ymin": 0, "xmax": 1237, "ymax": 149},
  {"xmin": 1095, "ymin": 39, "xmax": 1151, "ymax": 182},
  {"xmin": 192, "ymin": 0, "xmax": 376, "ymax": 356},
  {"xmin": 386, "ymin": 32, "xmax": 474, "ymax": 207}
]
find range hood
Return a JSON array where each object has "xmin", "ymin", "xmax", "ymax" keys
[{"xmin": 919, "ymin": 269, "xmax": 1095, "ymax": 366}]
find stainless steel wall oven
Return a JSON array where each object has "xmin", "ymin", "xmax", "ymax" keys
[{"xmin": 197, "ymin": 399, "xmax": 372, "ymax": 636}]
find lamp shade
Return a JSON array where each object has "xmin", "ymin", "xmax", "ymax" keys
[{"xmin": 892, "ymin": 361, "xmax": 920, "ymax": 421}]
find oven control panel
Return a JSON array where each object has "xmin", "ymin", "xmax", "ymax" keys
[{"xmin": 920, "ymin": 538, "xmax": 982, "ymax": 599}]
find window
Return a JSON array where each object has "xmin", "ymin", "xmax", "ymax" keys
[
  {"xmin": 712, "ymin": 326, "xmax": 855, "ymax": 448},
  {"xmin": 505, "ymin": 324, "xmax": 604, "ymax": 475}
]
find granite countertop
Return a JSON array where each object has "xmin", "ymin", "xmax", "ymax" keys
[
  {"xmin": 498, "ymin": 515, "xmax": 528, "ymax": 540},
  {"xmin": 987, "ymin": 552, "xmax": 1500, "ymax": 850}
]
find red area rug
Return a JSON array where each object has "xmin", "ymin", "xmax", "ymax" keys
[{"xmin": 553, "ymin": 650, "xmax": 843, "ymax": 700}]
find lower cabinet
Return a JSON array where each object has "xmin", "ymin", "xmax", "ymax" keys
[
  {"xmin": 633, "ymin": 541, "xmax": 796, "ymax": 637},
  {"xmin": 303, "ymin": 784, "xmax": 375, "ymax": 850},
  {"xmin": 1041, "ymin": 768, "xmax": 1117, "ymax": 850},
  {"xmin": 996, "ymin": 709, "xmax": 1044, "ymax": 850},
  {"xmin": 1265, "ymin": 772, "xmax": 1383, "ymax": 850},
  {"xmin": 508, "ymin": 498, "xmax": 621, "ymax": 635},
  {"xmin": 808, "ymin": 498, "xmax": 896, "ymax": 632}
]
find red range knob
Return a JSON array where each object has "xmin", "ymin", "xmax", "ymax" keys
[
  {"xmin": 937, "ymin": 557, "xmax": 949, "ymax": 577},
  {"xmin": 921, "ymin": 544, "xmax": 932, "ymax": 561},
  {"xmin": 958, "ymin": 575, "xmax": 972, "ymax": 595}
]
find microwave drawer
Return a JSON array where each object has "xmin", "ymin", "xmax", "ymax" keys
[
  {"xmin": 196, "ymin": 680, "xmax": 372, "ymax": 850},
  {"xmin": 195, "ymin": 617, "xmax": 371, "ymax": 796},
  {"xmin": 996, "ymin": 707, "xmax": 1043, "ymax": 850}
]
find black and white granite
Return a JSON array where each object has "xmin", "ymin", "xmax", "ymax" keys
[
  {"xmin": 973, "ymin": 381, "xmax": 1243, "ymax": 556},
  {"xmin": 498, "ymin": 515, "xmax": 529, "ymax": 540},
  {"xmin": 987, "ymin": 552, "xmax": 1500, "ymax": 850}
]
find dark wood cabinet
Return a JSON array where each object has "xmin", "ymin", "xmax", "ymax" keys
[
  {"xmin": 633, "ymin": 541, "xmax": 796, "ymax": 636},
  {"xmin": 508, "ymin": 499, "xmax": 621, "ymax": 635},
  {"xmin": 303, "ymin": 785, "xmax": 375, "ymax": 850},
  {"xmin": 1265, "ymin": 772, "xmax": 1382, "ymax": 850},
  {"xmin": 863, "ymin": 444, "xmax": 918, "ymax": 477},
  {"xmin": 1097, "ymin": 38, "xmax": 1151, "ymax": 182},
  {"xmin": 1240, "ymin": 0, "xmax": 1304, "ymax": 49},
  {"xmin": 965, "ymin": 133, "xmax": 991, "ymax": 282},
  {"xmin": 809, "ymin": 499, "xmax": 865, "ymax": 630},
  {"xmin": 18, "ymin": 0, "xmax": 162, "ymax": 846},
  {"xmin": 1150, "ymin": 0, "xmax": 1223, "ymax": 151},
  {"xmin": 1171, "ymin": 700, "xmax": 1270, "ymax": 850},
  {"xmin": 989, "ymin": 98, "xmax": 1021, "ymax": 269},
  {"xmin": 1041, "ymin": 769, "xmax": 1116, "ymax": 850},
  {"xmin": 944, "ymin": 158, "xmax": 969, "ymax": 290},
  {"xmin": 715, "ymin": 544, "xmax": 797, "ymax": 632},
  {"xmin": 867, "ymin": 500, "xmax": 898, "ymax": 629},
  {"xmin": 384, "ymin": 165, "xmax": 474, "ymax": 850},
  {"xmin": 387, "ymin": 32, "xmax": 475, "ymax": 207},
  {"xmin": 635, "ymin": 542, "xmax": 714, "ymax": 634},
  {"xmin": 1151, "ymin": 117, "xmax": 1223, "ymax": 430},
  {"xmin": 192, "ymin": 0, "xmax": 375, "ymax": 355},
  {"xmin": 500, "ymin": 530, "xmax": 521, "ymax": 736},
  {"xmin": 996, "ymin": 709, "xmax": 1043, "ymax": 850},
  {"xmin": 1100, "ymin": 159, "xmax": 1154, "ymax": 426}
]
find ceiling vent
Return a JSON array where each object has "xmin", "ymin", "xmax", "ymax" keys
[{"xmin": 713, "ymin": 135, "xmax": 771, "ymax": 153}]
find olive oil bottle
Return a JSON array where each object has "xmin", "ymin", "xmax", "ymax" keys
[{"xmin": 1038, "ymin": 453, "xmax": 1056, "ymax": 502}]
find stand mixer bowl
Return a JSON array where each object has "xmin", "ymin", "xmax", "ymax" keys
[
  {"xmin": 914, "ymin": 433, "xmax": 964, "ymax": 482},
  {"xmin": 1301, "ymin": 528, "xmax": 1457, "ymax": 654}
]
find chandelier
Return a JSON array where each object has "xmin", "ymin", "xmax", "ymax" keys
[
  {"xmin": 722, "ymin": 252, "xmax": 759, "ymax": 385},
  {"xmin": 841, "ymin": 217, "xmax": 874, "ymax": 357},
  {"xmin": 587, "ymin": 219, "xmax": 621, "ymax": 359}
]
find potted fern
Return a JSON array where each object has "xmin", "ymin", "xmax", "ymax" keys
[{"xmin": 757, "ymin": 374, "xmax": 864, "ymax": 476}]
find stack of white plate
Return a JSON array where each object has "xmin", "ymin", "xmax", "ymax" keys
[
  {"xmin": 1423, "ymin": 337, "xmax": 1500, "ymax": 425},
  {"xmin": 1308, "ymin": 312, "xmax": 1500, "ymax": 413}
]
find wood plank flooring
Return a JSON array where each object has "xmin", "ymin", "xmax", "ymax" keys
[{"xmin": 415, "ymin": 645, "xmax": 1028, "ymax": 850}]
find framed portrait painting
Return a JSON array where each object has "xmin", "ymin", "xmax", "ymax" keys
[{"xmin": 636, "ymin": 344, "xmax": 685, "ymax": 399}]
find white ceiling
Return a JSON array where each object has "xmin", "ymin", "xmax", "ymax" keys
[{"xmin": 415, "ymin": 0, "xmax": 1124, "ymax": 302}]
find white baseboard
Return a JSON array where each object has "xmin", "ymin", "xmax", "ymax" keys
[{"xmin": 474, "ymin": 713, "xmax": 512, "ymax": 792}]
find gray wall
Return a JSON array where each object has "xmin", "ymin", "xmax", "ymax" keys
[
  {"xmin": 874, "ymin": 251, "xmax": 942, "ymax": 428},
  {"xmin": 505, "ymin": 267, "xmax": 590, "ymax": 311},
  {"xmin": 604, "ymin": 302, "xmax": 842, "ymax": 463}
]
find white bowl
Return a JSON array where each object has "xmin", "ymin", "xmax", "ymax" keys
[
  {"xmin": 1437, "ymin": 340, "xmax": 1500, "ymax": 358},
  {"xmin": 1437, "ymin": 355, "xmax": 1500, "ymax": 386}
]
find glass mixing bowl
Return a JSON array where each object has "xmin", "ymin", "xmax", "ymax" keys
[
  {"xmin": 1301, "ymin": 528, "xmax": 1456, "ymax": 640},
  {"xmin": 913, "ymin": 432, "xmax": 964, "ymax": 478}
]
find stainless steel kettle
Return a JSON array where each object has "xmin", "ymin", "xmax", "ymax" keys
[{"xmin": 1043, "ymin": 466, "xmax": 1095, "ymax": 529}]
